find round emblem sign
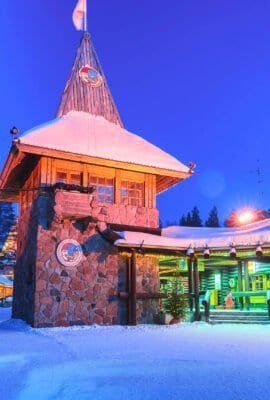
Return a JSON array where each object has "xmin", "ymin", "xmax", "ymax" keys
[
  {"xmin": 79, "ymin": 65, "xmax": 103, "ymax": 87},
  {"xmin": 56, "ymin": 239, "xmax": 83, "ymax": 268}
]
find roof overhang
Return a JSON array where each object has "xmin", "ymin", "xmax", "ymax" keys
[
  {"xmin": 0, "ymin": 143, "xmax": 39, "ymax": 202},
  {"xmin": 15, "ymin": 142, "xmax": 191, "ymax": 192}
]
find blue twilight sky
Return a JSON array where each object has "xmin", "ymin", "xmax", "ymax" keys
[{"xmin": 1, "ymin": 0, "xmax": 270, "ymax": 225}]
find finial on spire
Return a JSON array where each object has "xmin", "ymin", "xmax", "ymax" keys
[
  {"xmin": 84, "ymin": 0, "xmax": 87, "ymax": 32},
  {"xmin": 73, "ymin": 0, "xmax": 88, "ymax": 32}
]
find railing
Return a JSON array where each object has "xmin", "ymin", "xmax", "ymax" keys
[{"xmin": 231, "ymin": 290, "xmax": 270, "ymax": 317}]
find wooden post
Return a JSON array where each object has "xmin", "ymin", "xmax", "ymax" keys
[
  {"xmin": 267, "ymin": 290, "xmax": 270, "ymax": 318},
  {"xmin": 193, "ymin": 256, "xmax": 200, "ymax": 321},
  {"xmin": 187, "ymin": 257, "xmax": 193, "ymax": 311},
  {"xmin": 130, "ymin": 250, "xmax": 137, "ymax": 325},
  {"xmin": 126, "ymin": 256, "xmax": 131, "ymax": 325},
  {"xmin": 243, "ymin": 260, "xmax": 250, "ymax": 310},
  {"xmin": 237, "ymin": 260, "xmax": 244, "ymax": 310}
]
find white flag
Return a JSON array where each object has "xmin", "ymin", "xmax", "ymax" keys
[{"xmin": 72, "ymin": 0, "xmax": 86, "ymax": 31}]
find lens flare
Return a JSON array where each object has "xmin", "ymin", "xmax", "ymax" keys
[{"xmin": 237, "ymin": 210, "xmax": 255, "ymax": 225}]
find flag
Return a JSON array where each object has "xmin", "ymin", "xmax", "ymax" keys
[{"xmin": 72, "ymin": 0, "xmax": 86, "ymax": 31}]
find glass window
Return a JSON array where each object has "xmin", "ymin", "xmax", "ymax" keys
[
  {"xmin": 121, "ymin": 181, "xmax": 144, "ymax": 206},
  {"xmin": 56, "ymin": 170, "xmax": 81, "ymax": 185},
  {"xmin": 254, "ymin": 275, "xmax": 264, "ymax": 290},
  {"xmin": 89, "ymin": 175, "xmax": 114, "ymax": 204},
  {"xmin": 69, "ymin": 173, "xmax": 81, "ymax": 185},
  {"xmin": 56, "ymin": 171, "xmax": 67, "ymax": 183}
]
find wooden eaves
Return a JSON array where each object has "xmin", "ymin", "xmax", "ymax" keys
[{"xmin": 14, "ymin": 142, "xmax": 191, "ymax": 193}]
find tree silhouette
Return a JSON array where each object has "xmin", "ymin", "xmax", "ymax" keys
[
  {"xmin": 179, "ymin": 215, "xmax": 187, "ymax": 226},
  {"xmin": 191, "ymin": 206, "xmax": 202, "ymax": 227},
  {"xmin": 205, "ymin": 206, "xmax": 220, "ymax": 227}
]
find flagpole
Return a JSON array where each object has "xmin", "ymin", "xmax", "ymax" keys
[{"xmin": 84, "ymin": 0, "xmax": 88, "ymax": 32}]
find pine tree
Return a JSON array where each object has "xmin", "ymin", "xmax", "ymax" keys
[
  {"xmin": 191, "ymin": 206, "xmax": 203, "ymax": 227},
  {"xmin": 179, "ymin": 215, "xmax": 187, "ymax": 226},
  {"xmin": 0, "ymin": 202, "xmax": 17, "ymax": 268},
  {"xmin": 205, "ymin": 206, "xmax": 220, "ymax": 227},
  {"xmin": 186, "ymin": 212, "xmax": 192, "ymax": 226}
]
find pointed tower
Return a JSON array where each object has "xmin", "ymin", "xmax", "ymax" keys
[
  {"xmin": 57, "ymin": 32, "xmax": 123, "ymax": 127},
  {"xmin": 0, "ymin": 10, "xmax": 193, "ymax": 328}
]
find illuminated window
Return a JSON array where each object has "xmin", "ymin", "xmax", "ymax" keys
[
  {"xmin": 56, "ymin": 171, "xmax": 68, "ymax": 183},
  {"xmin": 69, "ymin": 173, "xmax": 81, "ymax": 185},
  {"xmin": 121, "ymin": 181, "xmax": 144, "ymax": 206},
  {"xmin": 56, "ymin": 170, "xmax": 82, "ymax": 185},
  {"xmin": 89, "ymin": 176, "xmax": 114, "ymax": 204},
  {"xmin": 254, "ymin": 275, "xmax": 264, "ymax": 290}
]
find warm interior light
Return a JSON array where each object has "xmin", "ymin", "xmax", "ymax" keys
[{"xmin": 237, "ymin": 210, "xmax": 255, "ymax": 225}]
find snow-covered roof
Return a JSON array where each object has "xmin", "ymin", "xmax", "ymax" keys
[
  {"xmin": 115, "ymin": 219, "xmax": 270, "ymax": 251},
  {"xmin": 0, "ymin": 275, "xmax": 13, "ymax": 287},
  {"xmin": 19, "ymin": 111, "xmax": 189, "ymax": 174}
]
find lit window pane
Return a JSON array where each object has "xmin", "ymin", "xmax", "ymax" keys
[
  {"xmin": 89, "ymin": 175, "xmax": 114, "ymax": 204},
  {"xmin": 56, "ymin": 171, "xmax": 67, "ymax": 183}
]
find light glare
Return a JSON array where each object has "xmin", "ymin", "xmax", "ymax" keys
[{"xmin": 237, "ymin": 210, "xmax": 255, "ymax": 224}]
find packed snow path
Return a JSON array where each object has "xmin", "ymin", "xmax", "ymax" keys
[{"xmin": 0, "ymin": 308, "xmax": 270, "ymax": 400}]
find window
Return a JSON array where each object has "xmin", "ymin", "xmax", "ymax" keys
[
  {"xmin": 56, "ymin": 170, "xmax": 82, "ymax": 185},
  {"xmin": 56, "ymin": 171, "xmax": 67, "ymax": 183},
  {"xmin": 89, "ymin": 176, "xmax": 114, "ymax": 204},
  {"xmin": 69, "ymin": 173, "xmax": 81, "ymax": 185},
  {"xmin": 254, "ymin": 275, "xmax": 264, "ymax": 290},
  {"xmin": 121, "ymin": 181, "xmax": 144, "ymax": 206}
]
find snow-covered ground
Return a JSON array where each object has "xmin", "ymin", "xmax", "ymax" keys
[{"xmin": 1, "ymin": 308, "xmax": 270, "ymax": 400}]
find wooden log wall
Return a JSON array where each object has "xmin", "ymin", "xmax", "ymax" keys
[{"xmin": 39, "ymin": 156, "xmax": 157, "ymax": 209}]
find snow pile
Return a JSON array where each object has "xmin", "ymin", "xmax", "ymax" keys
[
  {"xmin": 1, "ymin": 308, "xmax": 270, "ymax": 400},
  {"xmin": 115, "ymin": 218, "xmax": 270, "ymax": 250},
  {"xmin": 19, "ymin": 111, "xmax": 189, "ymax": 174}
]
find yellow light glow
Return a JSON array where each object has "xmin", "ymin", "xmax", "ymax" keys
[{"xmin": 237, "ymin": 210, "xmax": 255, "ymax": 224}]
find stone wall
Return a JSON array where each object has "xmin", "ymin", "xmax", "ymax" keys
[
  {"xmin": 12, "ymin": 203, "xmax": 37, "ymax": 325},
  {"xmin": 13, "ymin": 190, "xmax": 160, "ymax": 327},
  {"xmin": 54, "ymin": 191, "xmax": 159, "ymax": 228},
  {"xmin": 136, "ymin": 255, "xmax": 160, "ymax": 323}
]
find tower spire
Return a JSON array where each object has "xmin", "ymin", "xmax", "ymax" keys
[
  {"xmin": 84, "ymin": 0, "xmax": 87, "ymax": 32},
  {"xmin": 57, "ymin": 32, "xmax": 123, "ymax": 127}
]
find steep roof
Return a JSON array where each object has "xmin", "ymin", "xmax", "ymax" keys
[
  {"xmin": 57, "ymin": 32, "xmax": 123, "ymax": 126},
  {"xmin": 19, "ymin": 111, "xmax": 190, "ymax": 175}
]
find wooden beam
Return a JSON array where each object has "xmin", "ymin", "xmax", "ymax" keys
[
  {"xmin": 193, "ymin": 257, "xmax": 201, "ymax": 321},
  {"xmin": 119, "ymin": 292, "xmax": 168, "ymax": 300},
  {"xmin": 187, "ymin": 257, "xmax": 193, "ymax": 312},
  {"xmin": 237, "ymin": 260, "xmax": 244, "ymax": 310},
  {"xmin": 17, "ymin": 143, "xmax": 191, "ymax": 180},
  {"xmin": 243, "ymin": 260, "xmax": 250, "ymax": 310},
  {"xmin": 130, "ymin": 250, "xmax": 137, "ymax": 326},
  {"xmin": 108, "ymin": 223, "xmax": 161, "ymax": 236}
]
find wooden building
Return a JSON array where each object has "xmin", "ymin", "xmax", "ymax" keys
[
  {"xmin": 0, "ymin": 32, "xmax": 191, "ymax": 327},
  {"xmin": 117, "ymin": 222, "xmax": 270, "ymax": 323}
]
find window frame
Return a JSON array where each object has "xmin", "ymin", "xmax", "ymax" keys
[
  {"xmin": 120, "ymin": 180, "xmax": 145, "ymax": 207},
  {"xmin": 88, "ymin": 174, "xmax": 115, "ymax": 204}
]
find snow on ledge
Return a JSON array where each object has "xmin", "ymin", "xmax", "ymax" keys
[{"xmin": 115, "ymin": 218, "xmax": 270, "ymax": 250}]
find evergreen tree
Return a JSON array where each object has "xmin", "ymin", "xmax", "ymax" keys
[
  {"xmin": 224, "ymin": 209, "xmax": 237, "ymax": 227},
  {"xmin": 191, "ymin": 206, "xmax": 203, "ymax": 227},
  {"xmin": 179, "ymin": 214, "xmax": 187, "ymax": 226},
  {"xmin": 186, "ymin": 212, "xmax": 192, "ymax": 227},
  {"xmin": 205, "ymin": 206, "xmax": 220, "ymax": 227},
  {"xmin": 0, "ymin": 202, "xmax": 17, "ymax": 268}
]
